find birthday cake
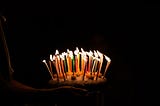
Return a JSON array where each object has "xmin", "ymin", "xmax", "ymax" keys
[{"xmin": 42, "ymin": 47, "xmax": 111, "ymax": 90}]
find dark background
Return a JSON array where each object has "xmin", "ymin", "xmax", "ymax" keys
[
  {"xmin": 143, "ymin": 2, "xmax": 160, "ymax": 105},
  {"xmin": 0, "ymin": 2, "xmax": 145, "ymax": 105}
]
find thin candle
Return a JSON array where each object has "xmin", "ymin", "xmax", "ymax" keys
[
  {"xmin": 79, "ymin": 52, "xmax": 82, "ymax": 72},
  {"xmin": 66, "ymin": 53, "xmax": 70, "ymax": 73},
  {"xmin": 50, "ymin": 54, "xmax": 54, "ymax": 67},
  {"xmin": 57, "ymin": 54, "xmax": 65, "ymax": 80},
  {"xmin": 86, "ymin": 52, "xmax": 90, "ymax": 72},
  {"xmin": 72, "ymin": 56, "xmax": 75, "ymax": 75},
  {"xmin": 67, "ymin": 49, "xmax": 72, "ymax": 73},
  {"xmin": 85, "ymin": 54, "xmax": 89, "ymax": 73},
  {"xmin": 95, "ymin": 58, "xmax": 101, "ymax": 80},
  {"xmin": 76, "ymin": 47, "xmax": 80, "ymax": 73},
  {"xmin": 62, "ymin": 52, "xmax": 68, "ymax": 73},
  {"xmin": 50, "ymin": 54, "xmax": 53, "ymax": 62},
  {"xmin": 71, "ymin": 51, "xmax": 75, "ymax": 73},
  {"xmin": 60, "ymin": 54, "xmax": 66, "ymax": 81},
  {"xmin": 74, "ymin": 49, "xmax": 78, "ymax": 73},
  {"xmin": 60, "ymin": 55, "xmax": 65, "ymax": 73},
  {"xmin": 87, "ymin": 51, "xmax": 93, "ymax": 73},
  {"xmin": 90, "ymin": 52, "xmax": 94, "ymax": 75},
  {"xmin": 55, "ymin": 50, "xmax": 60, "ymax": 81},
  {"xmin": 69, "ymin": 51, "xmax": 73, "ymax": 73},
  {"xmin": 81, "ymin": 48, "xmax": 85, "ymax": 72},
  {"xmin": 48, "ymin": 60, "xmax": 55, "ymax": 79},
  {"xmin": 77, "ymin": 50, "xmax": 81, "ymax": 73},
  {"xmin": 51, "ymin": 55, "xmax": 57, "ymax": 69},
  {"xmin": 49, "ymin": 54, "xmax": 54, "ymax": 72},
  {"xmin": 69, "ymin": 51, "xmax": 75, "ymax": 74},
  {"xmin": 93, "ymin": 50, "xmax": 99, "ymax": 74},
  {"xmin": 49, "ymin": 61, "xmax": 52, "ymax": 72},
  {"xmin": 82, "ymin": 57, "xmax": 87, "ymax": 80},
  {"xmin": 94, "ymin": 57, "xmax": 99, "ymax": 74},
  {"xmin": 83, "ymin": 54, "xmax": 87, "ymax": 72},
  {"xmin": 96, "ymin": 50, "xmax": 104, "ymax": 80},
  {"xmin": 81, "ymin": 53, "xmax": 86, "ymax": 73},
  {"xmin": 42, "ymin": 60, "xmax": 54, "ymax": 80},
  {"xmin": 91, "ymin": 57, "xmax": 96, "ymax": 76},
  {"xmin": 103, "ymin": 55, "xmax": 111, "ymax": 78},
  {"xmin": 55, "ymin": 50, "xmax": 60, "ymax": 74},
  {"xmin": 51, "ymin": 55, "xmax": 59, "ymax": 81}
]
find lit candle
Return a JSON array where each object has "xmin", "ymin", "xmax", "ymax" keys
[
  {"xmin": 50, "ymin": 54, "xmax": 53, "ymax": 62},
  {"xmin": 82, "ymin": 57, "xmax": 87, "ymax": 80},
  {"xmin": 60, "ymin": 54, "xmax": 66, "ymax": 81},
  {"xmin": 62, "ymin": 52, "xmax": 68, "ymax": 73},
  {"xmin": 69, "ymin": 51, "xmax": 75, "ymax": 75},
  {"xmin": 85, "ymin": 53, "xmax": 88, "ymax": 73},
  {"xmin": 42, "ymin": 60, "xmax": 54, "ymax": 80},
  {"xmin": 55, "ymin": 50, "xmax": 61, "ymax": 81},
  {"xmin": 60, "ymin": 55, "xmax": 64, "ymax": 73},
  {"xmin": 91, "ymin": 57, "xmax": 96, "ymax": 76},
  {"xmin": 81, "ymin": 48, "xmax": 86, "ymax": 73},
  {"xmin": 51, "ymin": 55, "xmax": 56, "ymax": 69},
  {"xmin": 94, "ymin": 57, "xmax": 99, "ymax": 74},
  {"xmin": 72, "ymin": 56, "xmax": 75, "ymax": 74},
  {"xmin": 66, "ymin": 49, "xmax": 71, "ymax": 73},
  {"xmin": 49, "ymin": 60, "xmax": 52, "ymax": 72},
  {"xmin": 96, "ymin": 50, "xmax": 104, "ymax": 80},
  {"xmin": 103, "ymin": 55, "xmax": 111, "ymax": 78},
  {"xmin": 81, "ymin": 54, "xmax": 84, "ymax": 73},
  {"xmin": 74, "ymin": 49, "xmax": 79, "ymax": 73},
  {"xmin": 50, "ymin": 55, "xmax": 56, "ymax": 67},
  {"xmin": 89, "ymin": 51, "xmax": 94, "ymax": 76},
  {"xmin": 57, "ymin": 55, "xmax": 62, "ymax": 75},
  {"xmin": 51, "ymin": 55, "xmax": 59, "ymax": 81},
  {"xmin": 57, "ymin": 52, "xmax": 65, "ymax": 80},
  {"xmin": 55, "ymin": 50, "xmax": 59, "ymax": 72},
  {"xmin": 66, "ymin": 52, "xmax": 71, "ymax": 74},
  {"xmin": 49, "ymin": 54, "xmax": 54, "ymax": 72},
  {"xmin": 69, "ymin": 50, "xmax": 73, "ymax": 73},
  {"xmin": 97, "ymin": 50, "xmax": 103, "ymax": 73},
  {"xmin": 76, "ymin": 47, "xmax": 80, "ymax": 73},
  {"xmin": 93, "ymin": 50, "xmax": 99, "ymax": 74},
  {"xmin": 87, "ymin": 50, "xmax": 93, "ymax": 73}
]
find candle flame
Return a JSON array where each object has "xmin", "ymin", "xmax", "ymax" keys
[
  {"xmin": 86, "ymin": 51, "xmax": 90, "ymax": 56},
  {"xmin": 67, "ymin": 49, "xmax": 70, "ymax": 53},
  {"xmin": 81, "ymin": 51, "xmax": 86, "ymax": 57},
  {"xmin": 74, "ymin": 49, "xmax": 78, "ymax": 55},
  {"xmin": 50, "ymin": 54, "xmax": 53, "ymax": 61},
  {"xmin": 63, "ymin": 52, "xmax": 67, "ymax": 56},
  {"xmin": 42, "ymin": 60, "xmax": 46, "ymax": 63},
  {"xmin": 104, "ymin": 55, "xmax": 111, "ymax": 62},
  {"xmin": 76, "ymin": 47, "xmax": 79, "ymax": 52},
  {"xmin": 69, "ymin": 51, "xmax": 73, "ymax": 58},
  {"xmin": 81, "ymin": 48, "xmax": 85, "ymax": 53},
  {"xmin": 83, "ymin": 56, "xmax": 87, "ymax": 61},
  {"xmin": 97, "ymin": 50, "xmax": 103, "ymax": 57},
  {"xmin": 53, "ymin": 55, "xmax": 56, "ymax": 60},
  {"xmin": 55, "ymin": 50, "xmax": 59, "ymax": 55},
  {"xmin": 94, "ymin": 50, "xmax": 98, "ymax": 57},
  {"xmin": 61, "ymin": 52, "xmax": 64, "ymax": 56},
  {"xmin": 89, "ymin": 50, "xmax": 93, "ymax": 56}
]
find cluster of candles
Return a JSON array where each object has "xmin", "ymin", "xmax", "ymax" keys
[{"xmin": 42, "ymin": 47, "xmax": 111, "ymax": 82}]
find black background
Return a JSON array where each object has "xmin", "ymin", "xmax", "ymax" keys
[
  {"xmin": 0, "ymin": 2, "xmax": 146, "ymax": 105},
  {"xmin": 143, "ymin": 2, "xmax": 160, "ymax": 105}
]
